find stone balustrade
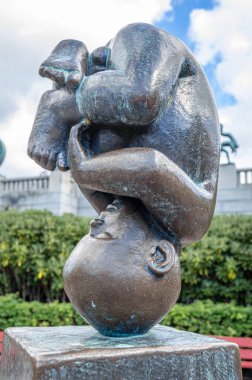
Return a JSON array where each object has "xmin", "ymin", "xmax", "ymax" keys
[
  {"xmin": 0, "ymin": 176, "xmax": 49, "ymax": 193},
  {"xmin": 1, "ymin": 165, "xmax": 252, "ymax": 216},
  {"xmin": 237, "ymin": 168, "xmax": 252, "ymax": 185}
]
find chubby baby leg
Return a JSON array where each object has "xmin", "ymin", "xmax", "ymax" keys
[
  {"xmin": 28, "ymin": 87, "xmax": 82, "ymax": 171},
  {"xmin": 28, "ymin": 39, "xmax": 89, "ymax": 171}
]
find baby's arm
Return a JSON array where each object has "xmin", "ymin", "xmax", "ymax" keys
[{"xmin": 68, "ymin": 123, "xmax": 216, "ymax": 246}]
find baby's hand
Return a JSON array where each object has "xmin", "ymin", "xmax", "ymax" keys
[{"xmin": 39, "ymin": 40, "xmax": 89, "ymax": 89}]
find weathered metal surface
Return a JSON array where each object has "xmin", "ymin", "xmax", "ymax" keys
[
  {"xmin": 27, "ymin": 23, "xmax": 220, "ymax": 337},
  {"xmin": 0, "ymin": 325, "xmax": 242, "ymax": 380}
]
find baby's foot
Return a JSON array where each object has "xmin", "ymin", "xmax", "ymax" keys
[
  {"xmin": 88, "ymin": 46, "xmax": 111, "ymax": 75},
  {"xmin": 39, "ymin": 39, "xmax": 89, "ymax": 88}
]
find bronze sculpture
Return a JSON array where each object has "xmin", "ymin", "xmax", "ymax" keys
[
  {"xmin": 28, "ymin": 23, "xmax": 219, "ymax": 337},
  {"xmin": 220, "ymin": 123, "xmax": 239, "ymax": 163}
]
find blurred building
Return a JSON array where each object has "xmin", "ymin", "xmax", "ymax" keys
[
  {"xmin": 215, "ymin": 164, "xmax": 252, "ymax": 214},
  {"xmin": 0, "ymin": 170, "xmax": 95, "ymax": 217},
  {"xmin": 1, "ymin": 164, "xmax": 252, "ymax": 216}
]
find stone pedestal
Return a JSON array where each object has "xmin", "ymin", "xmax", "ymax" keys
[{"xmin": 0, "ymin": 325, "xmax": 242, "ymax": 380}]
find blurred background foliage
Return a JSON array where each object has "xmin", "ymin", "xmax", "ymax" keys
[{"xmin": 0, "ymin": 210, "xmax": 251, "ymax": 335}]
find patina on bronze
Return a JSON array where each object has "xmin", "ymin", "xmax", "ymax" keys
[{"xmin": 28, "ymin": 23, "xmax": 220, "ymax": 337}]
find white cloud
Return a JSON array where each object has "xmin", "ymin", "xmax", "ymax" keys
[
  {"xmin": 189, "ymin": 0, "xmax": 252, "ymax": 167},
  {"xmin": 0, "ymin": 0, "xmax": 171, "ymax": 178},
  {"xmin": 1, "ymin": 0, "xmax": 171, "ymax": 51}
]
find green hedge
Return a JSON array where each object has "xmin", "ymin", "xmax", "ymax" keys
[
  {"xmin": 163, "ymin": 300, "xmax": 252, "ymax": 337},
  {"xmin": 0, "ymin": 210, "xmax": 90, "ymax": 302},
  {"xmin": 0, "ymin": 210, "xmax": 251, "ymax": 305},
  {"xmin": 0, "ymin": 295, "xmax": 251, "ymax": 336},
  {"xmin": 0, "ymin": 294, "xmax": 85, "ymax": 329},
  {"xmin": 180, "ymin": 215, "xmax": 252, "ymax": 305}
]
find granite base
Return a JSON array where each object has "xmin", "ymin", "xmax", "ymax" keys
[{"xmin": 0, "ymin": 325, "xmax": 242, "ymax": 380}]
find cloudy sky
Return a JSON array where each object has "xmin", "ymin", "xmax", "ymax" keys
[{"xmin": 0, "ymin": 0, "xmax": 251, "ymax": 178}]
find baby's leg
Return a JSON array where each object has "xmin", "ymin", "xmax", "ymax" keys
[
  {"xmin": 28, "ymin": 40, "xmax": 89, "ymax": 171},
  {"xmin": 28, "ymin": 88, "xmax": 82, "ymax": 171}
]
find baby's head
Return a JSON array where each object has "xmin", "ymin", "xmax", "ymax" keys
[
  {"xmin": 88, "ymin": 198, "xmax": 178, "ymax": 275},
  {"xmin": 63, "ymin": 198, "xmax": 181, "ymax": 337}
]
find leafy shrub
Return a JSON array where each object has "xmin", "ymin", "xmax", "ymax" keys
[
  {"xmin": 0, "ymin": 210, "xmax": 251, "ymax": 305},
  {"xmin": 0, "ymin": 295, "xmax": 251, "ymax": 336},
  {"xmin": 163, "ymin": 300, "xmax": 252, "ymax": 337},
  {"xmin": 180, "ymin": 215, "xmax": 252, "ymax": 305},
  {"xmin": 0, "ymin": 210, "xmax": 90, "ymax": 302},
  {"xmin": 0, "ymin": 294, "xmax": 85, "ymax": 329}
]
